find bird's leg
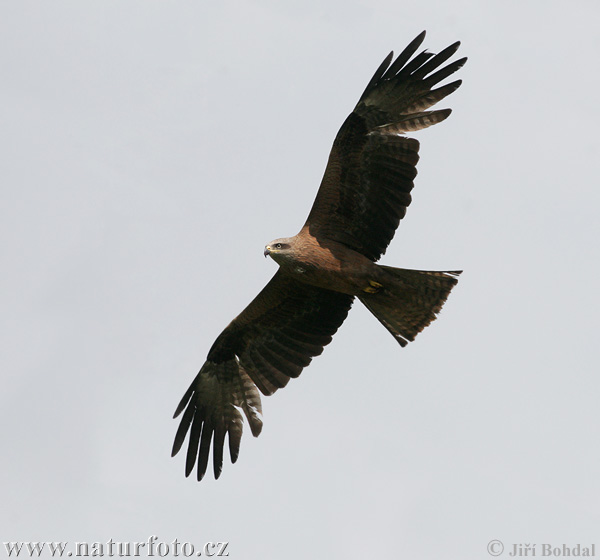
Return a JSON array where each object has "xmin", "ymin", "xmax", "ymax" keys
[{"xmin": 362, "ymin": 280, "xmax": 383, "ymax": 294}]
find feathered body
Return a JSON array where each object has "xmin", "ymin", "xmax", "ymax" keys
[{"xmin": 172, "ymin": 31, "xmax": 467, "ymax": 481}]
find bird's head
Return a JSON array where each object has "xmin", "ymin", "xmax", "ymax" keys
[{"xmin": 264, "ymin": 237, "xmax": 294, "ymax": 264}]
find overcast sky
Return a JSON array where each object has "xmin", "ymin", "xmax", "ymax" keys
[{"xmin": 2, "ymin": 1, "xmax": 600, "ymax": 559}]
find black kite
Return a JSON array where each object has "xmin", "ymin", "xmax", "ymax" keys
[{"xmin": 172, "ymin": 31, "xmax": 466, "ymax": 480}]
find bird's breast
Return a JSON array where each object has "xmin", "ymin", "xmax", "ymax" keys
[{"xmin": 281, "ymin": 237, "xmax": 379, "ymax": 296}]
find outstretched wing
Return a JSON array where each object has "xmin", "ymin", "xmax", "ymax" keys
[
  {"xmin": 172, "ymin": 271, "xmax": 354, "ymax": 480},
  {"xmin": 304, "ymin": 31, "xmax": 467, "ymax": 261}
]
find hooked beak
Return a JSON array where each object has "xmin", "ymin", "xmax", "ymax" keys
[{"xmin": 264, "ymin": 245, "xmax": 271, "ymax": 258}]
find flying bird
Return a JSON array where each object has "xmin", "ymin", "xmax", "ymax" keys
[{"xmin": 172, "ymin": 31, "xmax": 466, "ymax": 481}]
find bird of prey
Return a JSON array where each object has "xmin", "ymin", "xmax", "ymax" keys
[{"xmin": 172, "ymin": 31, "xmax": 466, "ymax": 481}]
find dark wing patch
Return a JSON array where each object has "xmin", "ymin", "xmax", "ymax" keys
[
  {"xmin": 304, "ymin": 31, "xmax": 466, "ymax": 261},
  {"xmin": 172, "ymin": 271, "xmax": 354, "ymax": 480}
]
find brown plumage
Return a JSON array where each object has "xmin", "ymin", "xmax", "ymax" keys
[{"xmin": 172, "ymin": 31, "xmax": 466, "ymax": 481}]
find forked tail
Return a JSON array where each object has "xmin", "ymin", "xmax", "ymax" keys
[{"xmin": 359, "ymin": 266, "xmax": 461, "ymax": 346}]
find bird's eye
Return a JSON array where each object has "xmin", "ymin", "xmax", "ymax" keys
[{"xmin": 275, "ymin": 243, "xmax": 282, "ymax": 249}]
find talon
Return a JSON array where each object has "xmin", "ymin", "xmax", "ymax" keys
[{"xmin": 363, "ymin": 280, "xmax": 383, "ymax": 294}]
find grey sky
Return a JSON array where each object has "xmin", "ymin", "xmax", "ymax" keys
[{"xmin": 2, "ymin": 1, "xmax": 599, "ymax": 558}]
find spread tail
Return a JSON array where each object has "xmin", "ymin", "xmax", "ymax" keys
[{"xmin": 359, "ymin": 266, "xmax": 461, "ymax": 347}]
